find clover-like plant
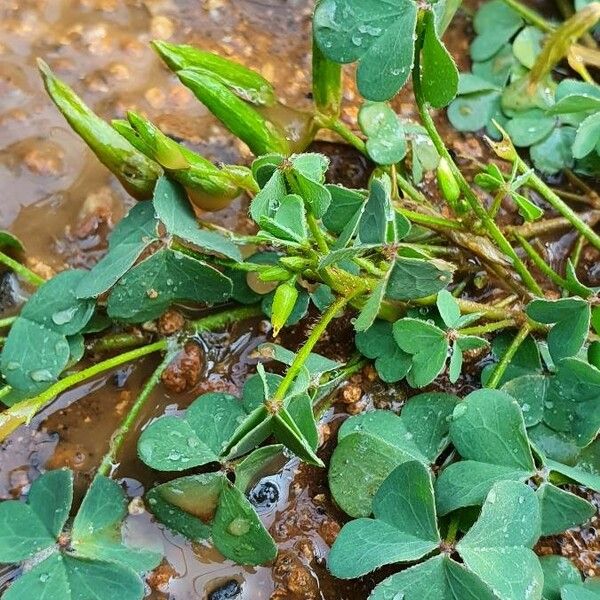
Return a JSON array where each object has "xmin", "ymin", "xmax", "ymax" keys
[
  {"xmin": 435, "ymin": 388, "xmax": 600, "ymax": 537},
  {"xmin": 329, "ymin": 461, "xmax": 545, "ymax": 600},
  {"xmin": 0, "ymin": 469, "xmax": 161, "ymax": 600}
]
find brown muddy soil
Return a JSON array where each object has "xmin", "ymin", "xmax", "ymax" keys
[{"xmin": 1, "ymin": 1, "xmax": 600, "ymax": 599}]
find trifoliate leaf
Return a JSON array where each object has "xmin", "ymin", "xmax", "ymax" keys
[
  {"xmin": 470, "ymin": 0, "xmax": 523, "ymax": 62},
  {"xmin": 328, "ymin": 461, "xmax": 440, "ymax": 579},
  {"xmin": 393, "ymin": 318, "xmax": 449, "ymax": 387},
  {"xmin": 526, "ymin": 297, "xmax": 590, "ymax": 362},
  {"xmin": 313, "ymin": 0, "xmax": 418, "ymax": 101},
  {"xmin": 107, "ymin": 248, "xmax": 232, "ymax": 323}
]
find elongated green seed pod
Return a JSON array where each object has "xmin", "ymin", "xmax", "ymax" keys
[
  {"xmin": 271, "ymin": 282, "xmax": 298, "ymax": 336},
  {"xmin": 258, "ymin": 266, "xmax": 292, "ymax": 282},
  {"xmin": 152, "ymin": 41, "xmax": 276, "ymax": 106},
  {"xmin": 37, "ymin": 59, "xmax": 162, "ymax": 200},
  {"xmin": 177, "ymin": 69, "xmax": 290, "ymax": 157},
  {"xmin": 124, "ymin": 111, "xmax": 247, "ymax": 209},
  {"xmin": 436, "ymin": 157, "xmax": 461, "ymax": 205},
  {"xmin": 312, "ymin": 40, "xmax": 342, "ymax": 117},
  {"xmin": 279, "ymin": 256, "xmax": 313, "ymax": 271}
]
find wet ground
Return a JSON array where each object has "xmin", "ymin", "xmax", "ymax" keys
[{"xmin": 1, "ymin": 0, "xmax": 599, "ymax": 598}]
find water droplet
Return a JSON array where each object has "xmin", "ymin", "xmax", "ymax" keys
[
  {"xmin": 228, "ymin": 517, "xmax": 251, "ymax": 536},
  {"xmin": 52, "ymin": 306, "xmax": 78, "ymax": 326},
  {"xmin": 30, "ymin": 369, "xmax": 54, "ymax": 382}
]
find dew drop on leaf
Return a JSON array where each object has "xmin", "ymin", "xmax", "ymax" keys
[{"xmin": 227, "ymin": 517, "xmax": 251, "ymax": 536}]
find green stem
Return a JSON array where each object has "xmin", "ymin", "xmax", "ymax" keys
[
  {"xmin": 0, "ymin": 316, "xmax": 16, "ymax": 330},
  {"xmin": 0, "ymin": 251, "xmax": 45, "ymax": 287},
  {"xmin": 187, "ymin": 305, "xmax": 263, "ymax": 332},
  {"xmin": 272, "ymin": 294, "xmax": 349, "ymax": 405},
  {"xmin": 89, "ymin": 332, "xmax": 150, "ymax": 354},
  {"xmin": 515, "ymin": 233, "xmax": 587, "ymax": 296},
  {"xmin": 505, "ymin": 210, "xmax": 600, "ymax": 239},
  {"xmin": 514, "ymin": 157, "xmax": 600, "ymax": 251},
  {"xmin": 0, "ymin": 341, "xmax": 167, "ymax": 441},
  {"xmin": 445, "ymin": 515, "xmax": 460, "ymax": 544},
  {"xmin": 458, "ymin": 318, "xmax": 517, "ymax": 336},
  {"xmin": 396, "ymin": 207, "xmax": 464, "ymax": 231},
  {"xmin": 411, "ymin": 33, "xmax": 543, "ymax": 297},
  {"xmin": 307, "ymin": 213, "xmax": 329, "ymax": 254},
  {"xmin": 571, "ymin": 235, "xmax": 585, "ymax": 268},
  {"xmin": 501, "ymin": 0, "xmax": 554, "ymax": 31},
  {"xmin": 487, "ymin": 323, "xmax": 532, "ymax": 388},
  {"xmin": 97, "ymin": 354, "xmax": 171, "ymax": 477}
]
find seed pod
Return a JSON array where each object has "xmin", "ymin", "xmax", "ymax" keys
[
  {"xmin": 279, "ymin": 256, "xmax": 313, "ymax": 271},
  {"xmin": 124, "ymin": 111, "xmax": 245, "ymax": 210},
  {"xmin": 177, "ymin": 69, "xmax": 290, "ymax": 157},
  {"xmin": 436, "ymin": 158, "xmax": 461, "ymax": 205},
  {"xmin": 38, "ymin": 60, "xmax": 162, "ymax": 200},
  {"xmin": 152, "ymin": 41, "xmax": 276, "ymax": 106},
  {"xmin": 258, "ymin": 266, "xmax": 292, "ymax": 282},
  {"xmin": 271, "ymin": 282, "xmax": 298, "ymax": 337}
]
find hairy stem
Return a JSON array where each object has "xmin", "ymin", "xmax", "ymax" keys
[{"xmin": 458, "ymin": 318, "xmax": 518, "ymax": 336}]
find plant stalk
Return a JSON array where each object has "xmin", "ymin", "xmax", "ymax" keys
[
  {"xmin": 0, "ymin": 252, "xmax": 45, "ymax": 287},
  {"xmin": 272, "ymin": 294, "xmax": 349, "ymax": 405},
  {"xmin": 487, "ymin": 323, "xmax": 532, "ymax": 388},
  {"xmin": 97, "ymin": 354, "xmax": 171, "ymax": 477}
]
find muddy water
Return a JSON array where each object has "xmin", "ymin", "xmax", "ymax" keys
[{"xmin": 0, "ymin": 4, "xmax": 378, "ymax": 598}]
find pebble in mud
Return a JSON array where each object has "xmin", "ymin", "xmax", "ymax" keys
[
  {"xmin": 161, "ymin": 341, "xmax": 204, "ymax": 393},
  {"xmin": 272, "ymin": 550, "xmax": 319, "ymax": 600},
  {"xmin": 208, "ymin": 580, "xmax": 242, "ymax": 599}
]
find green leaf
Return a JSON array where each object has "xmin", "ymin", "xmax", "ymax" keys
[
  {"xmin": 401, "ymin": 392, "xmax": 459, "ymax": 462},
  {"xmin": 512, "ymin": 26, "xmax": 544, "ymax": 68},
  {"xmin": 267, "ymin": 194, "xmax": 308, "ymax": 242},
  {"xmin": 549, "ymin": 79, "xmax": 600, "ymax": 114},
  {"xmin": 76, "ymin": 202, "xmax": 159, "ymax": 298},
  {"xmin": 328, "ymin": 461, "xmax": 440, "ymax": 579},
  {"xmin": 574, "ymin": 111, "xmax": 600, "ymax": 158},
  {"xmin": 0, "ymin": 500, "xmax": 56, "ymax": 562},
  {"xmin": 562, "ymin": 580, "xmax": 600, "ymax": 600},
  {"xmin": 1, "ymin": 319, "xmax": 70, "ymax": 394},
  {"xmin": 0, "ymin": 230, "xmax": 24, "ymax": 252},
  {"xmin": 212, "ymin": 480, "xmax": 277, "ymax": 565},
  {"xmin": 448, "ymin": 343, "xmax": 463, "ymax": 383},
  {"xmin": 369, "ymin": 555, "xmax": 497, "ymax": 600},
  {"xmin": 358, "ymin": 102, "xmax": 407, "ymax": 164},
  {"xmin": 313, "ymin": 0, "xmax": 418, "ymax": 101},
  {"xmin": 21, "ymin": 270, "xmax": 95, "ymax": 336},
  {"xmin": 505, "ymin": 109, "xmax": 557, "ymax": 147},
  {"xmin": 286, "ymin": 154, "xmax": 331, "ymax": 218},
  {"xmin": 146, "ymin": 473, "xmax": 224, "ymax": 541},
  {"xmin": 447, "ymin": 89, "xmax": 500, "ymax": 132},
  {"xmin": 256, "ymin": 343, "xmax": 341, "ymax": 377},
  {"xmin": 530, "ymin": 125, "xmax": 576, "ymax": 174},
  {"xmin": 329, "ymin": 411, "xmax": 429, "ymax": 517},
  {"xmin": 249, "ymin": 166, "xmax": 286, "ymax": 223},
  {"xmin": 353, "ymin": 275, "xmax": 389, "ymax": 332},
  {"xmin": 272, "ymin": 407, "xmax": 323, "ymax": 466},
  {"xmin": 421, "ymin": 11, "xmax": 459, "ymax": 108},
  {"xmin": 358, "ymin": 177, "xmax": 390, "ymax": 243},
  {"xmin": 539, "ymin": 555, "xmax": 582, "ymax": 600},
  {"xmin": 153, "ymin": 176, "xmax": 241, "ymax": 261},
  {"xmin": 436, "ymin": 289, "xmax": 461, "ymax": 328},
  {"xmin": 321, "ymin": 185, "xmax": 365, "ymax": 234},
  {"xmin": 355, "ymin": 320, "xmax": 412, "ymax": 383},
  {"xmin": 526, "ymin": 298, "xmax": 590, "ymax": 362},
  {"xmin": 107, "ymin": 248, "xmax": 232, "ymax": 323},
  {"xmin": 138, "ymin": 392, "xmax": 246, "ymax": 470},
  {"xmin": 28, "ymin": 469, "xmax": 73, "ymax": 539},
  {"xmin": 470, "ymin": 0, "xmax": 523, "ymax": 62},
  {"xmin": 234, "ymin": 445, "xmax": 285, "ymax": 492},
  {"xmin": 537, "ymin": 482, "xmax": 595, "ymax": 536},
  {"xmin": 435, "ymin": 389, "xmax": 535, "ymax": 514},
  {"xmin": 501, "ymin": 374, "xmax": 546, "ymax": 427},
  {"xmin": 456, "ymin": 480, "xmax": 543, "ymax": 600},
  {"xmin": 393, "ymin": 318, "xmax": 449, "ymax": 387},
  {"xmin": 3, "ymin": 553, "xmax": 145, "ymax": 600},
  {"xmin": 386, "ymin": 257, "xmax": 453, "ymax": 300}
]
